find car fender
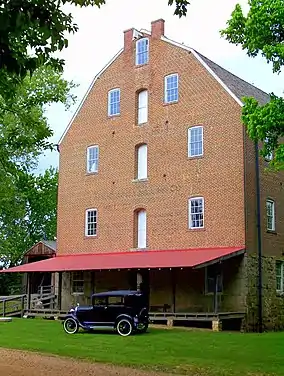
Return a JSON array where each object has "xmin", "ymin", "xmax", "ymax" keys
[
  {"xmin": 62, "ymin": 313, "xmax": 81, "ymax": 326},
  {"xmin": 115, "ymin": 314, "xmax": 133, "ymax": 324}
]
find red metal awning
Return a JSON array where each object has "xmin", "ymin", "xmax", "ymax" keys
[{"xmin": 0, "ymin": 246, "xmax": 245, "ymax": 273}]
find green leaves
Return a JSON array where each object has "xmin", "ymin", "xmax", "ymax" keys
[
  {"xmin": 0, "ymin": 64, "xmax": 75, "ymax": 267},
  {"xmin": 242, "ymin": 95, "xmax": 284, "ymax": 170},
  {"xmin": 221, "ymin": 0, "xmax": 284, "ymax": 73},
  {"xmin": 222, "ymin": 0, "xmax": 284, "ymax": 169}
]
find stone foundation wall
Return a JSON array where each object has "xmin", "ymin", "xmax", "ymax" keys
[{"xmin": 245, "ymin": 255, "xmax": 284, "ymax": 331}]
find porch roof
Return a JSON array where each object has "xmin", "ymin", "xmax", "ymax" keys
[{"xmin": 1, "ymin": 246, "xmax": 245, "ymax": 273}]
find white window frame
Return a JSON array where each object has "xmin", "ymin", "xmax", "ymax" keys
[
  {"xmin": 86, "ymin": 145, "xmax": 99, "ymax": 173},
  {"xmin": 188, "ymin": 126, "xmax": 204, "ymax": 157},
  {"xmin": 108, "ymin": 88, "xmax": 120, "ymax": 116},
  {"xmin": 137, "ymin": 144, "xmax": 148, "ymax": 180},
  {"xmin": 135, "ymin": 38, "xmax": 149, "ymax": 66},
  {"xmin": 266, "ymin": 199, "xmax": 275, "ymax": 231},
  {"xmin": 164, "ymin": 73, "xmax": 179, "ymax": 103},
  {"xmin": 71, "ymin": 271, "xmax": 84, "ymax": 295},
  {"xmin": 276, "ymin": 261, "xmax": 284, "ymax": 292},
  {"xmin": 264, "ymin": 137, "xmax": 273, "ymax": 161},
  {"xmin": 85, "ymin": 208, "xmax": 97, "ymax": 237},
  {"xmin": 138, "ymin": 90, "xmax": 148, "ymax": 125},
  {"xmin": 189, "ymin": 197, "xmax": 204, "ymax": 229},
  {"xmin": 137, "ymin": 209, "xmax": 147, "ymax": 249}
]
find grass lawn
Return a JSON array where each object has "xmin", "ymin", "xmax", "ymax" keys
[{"xmin": 0, "ymin": 319, "xmax": 283, "ymax": 375}]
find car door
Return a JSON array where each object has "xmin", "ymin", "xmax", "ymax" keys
[
  {"xmin": 107, "ymin": 295, "xmax": 124, "ymax": 324},
  {"xmin": 91, "ymin": 296, "xmax": 109, "ymax": 326}
]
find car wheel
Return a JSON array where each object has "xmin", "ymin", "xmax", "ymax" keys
[
  {"xmin": 116, "ymin": 318, "xmax": 133, "ymax": 337},
  {"xmin": 63, "ymin": 318, "xmax": 79, "ymax": 334}
]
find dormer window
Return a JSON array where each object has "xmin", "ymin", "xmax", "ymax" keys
[{"xmin": 135, "ymin": 38, "xmax": 149, "ymax": 66}]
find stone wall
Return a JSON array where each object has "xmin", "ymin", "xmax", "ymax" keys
[{"xmin": 245, "ymin": 255, "xmax": 284, "ymax": 331}]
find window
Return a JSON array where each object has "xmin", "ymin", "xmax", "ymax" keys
[
  {"xmin": 164, "ymin": 74, "xmax": 178, "ymax": 103},
  {"xmin": 85, "ymin": 209, "xmax": 97, "ymax": 236},
  {"xmin": 138, "ymin": 90, "xmax": 148, "ymax": 125},
  {"xmin": 87, "ymin": 145, "xmax": 99, "ymax": 173},
  {"xmin": 264, "ymin": 138, "xmax": 273, "ymax": 161},
  {"xmin": 137, "ymin": 144, "xmax": 148, "ymax": 180},
  {"xmin": 188, "ymin": 126, "xmax": 203, "ymax": 157},
  {"xmin": 136, "ymin": 209, "xmax": 147, "ymax": 249},
  {"xmin": 266, "ymin": 199, "xmax": 275, "ymax": 231},
  {"xmin": 108, "ymin": 88, "xmax": 120, "ymax": 116},
  {"xmin": 93, "ymin": 296, "xmax": 107, "ymax": 306},
  {"xmin": 135, "ymin": 38, "xmax": 149, "ymax": 65},
  {"xmin": 108, "ymin": 296, "xmax": 123, "ymax": 305},
  {"xmin": 189, "ymin": 197, "xmax": 204, "ymax": 229},
  {"xmin": 205, "ymin": 264, "xmax": 223, "ymax": 294},
  {"xmin": 72, "ymin": 271, "xmax": 84, "ymax": 294},
  {"xmin": 276, "ymin": 261, "xmax": 284, "ymax": 292}
]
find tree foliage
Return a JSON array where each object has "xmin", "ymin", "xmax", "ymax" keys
[
  {"xmin": 0, "ymin": 168, "xmax": 58, "ymax": 268},
  {"xmin": 221, "ymin": 0, "xmax": 284, "ymax": 168},
  {"xmin": 0, "ymin": 65, "xmax": 75, "ymax": 269},
  {"xmin": 0, "ymin": 0, "xmax": 188, "ymax": 86}
]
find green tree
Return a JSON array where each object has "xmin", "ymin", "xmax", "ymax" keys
[
  {"xmin": 0, "ymin": 65, "xmax": 75, "ymax": 268},
  {"xmin": 0, "ymin": 0, "xmax": 187, "ymax": 85},
  {"xmin": 221, "ymin": 0, "xmax": 284, "ymax": 169},
  {"xmin": 0, "ymin": 168, "xmax": 58, "ymax": 268}
]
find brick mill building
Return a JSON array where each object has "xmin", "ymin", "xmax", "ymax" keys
[{"xmin": 3, "ymin": 19, "xmax": 284, "ymax": 331}]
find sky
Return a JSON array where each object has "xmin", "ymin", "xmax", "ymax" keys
[{"xmin": 37, "ymin": 0, "xmax": 284, "ymax": 173}]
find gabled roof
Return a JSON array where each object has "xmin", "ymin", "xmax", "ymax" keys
[
  {"xmin": 194, "ymin": 51, "xmax": 270, "ymax": 106},
  {"xmin": 41, "ymin": 240, "xmax": 57, "ymax": 251},
  {"xmin": 59, "ymin": 30, "xmax": 270, "ymax": 144}
]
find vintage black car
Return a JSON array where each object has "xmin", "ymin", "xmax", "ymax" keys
[{"xmin": 63, "ymin": 290, "xmax": 149, "ymax": 337}]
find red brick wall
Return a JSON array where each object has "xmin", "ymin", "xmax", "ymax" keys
[
  {"xmin": 244, "ymin": 134, "xmax": 284, "ymax": 256},
  {"xmin": 57, "ymin": 31, "xmax": 246, "ymax": 255}
]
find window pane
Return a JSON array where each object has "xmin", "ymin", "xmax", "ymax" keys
[
  {"xmin": 87, "ymin": 146, "xmax": 99, "ymax": 173},
  {"xmin": 86, "ymin": 209, "xmax": 97, "ymax": 236},
  {"xmin": 165, "ymin": 74, "xmax": 178, "ymax": 103},
  {"xmin": 276, "ymin": 261, "xmax": 283, "ymax": 291},
  {"xmin": 266, "ymin": 200, "xmax": 275, "ymax": 231},
  {"xmin": 189, "ymin": 127, "xmax": 203, "ymax": 157},
  {"xmin": 189, "ymin": 198, "xmax": 204, "ymax": 229},
  {"xmin": 108, "ymin": 89, "xmax": 120, "ymax": 116},
  {"xmin": 136, "ymin": 39, "xmax": 149, "ymax": 65}
]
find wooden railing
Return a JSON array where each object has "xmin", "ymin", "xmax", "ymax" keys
[{"xmin": 0, "ymin": 295, "xmax": 26, "ymax": 317}]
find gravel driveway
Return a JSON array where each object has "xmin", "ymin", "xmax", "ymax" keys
[{"xmin": 0, "ymin": 348, "xmax": 177, "ymax": 376}]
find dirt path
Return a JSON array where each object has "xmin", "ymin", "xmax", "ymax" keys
[{"xmin": 0, "ymin": 348, "xmax": 177, "ymax": 376}]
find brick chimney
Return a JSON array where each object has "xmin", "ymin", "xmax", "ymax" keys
[
  {"xmin": 124, "ymin": 28, "xmax": 134, "ymax": 51},
  {"xmin": 151, "ymin": 19, "xmax": 165, "ymax": 39}
]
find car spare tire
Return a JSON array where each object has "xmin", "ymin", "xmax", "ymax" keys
[
  {"xmin": 63, "ymin": 317, "xmax": 79, "ymax": 334},
  {"xmin": 116, "ymin": 318, "xmax": 133, "ymax": 337}
]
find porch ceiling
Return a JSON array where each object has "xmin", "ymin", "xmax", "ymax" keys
[{"xmin": 0, "ymin": 246, "xmax": 245, "ymax": 273}]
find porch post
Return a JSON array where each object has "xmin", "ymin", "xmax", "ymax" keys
[
  {"xmin": 171, "ymin": 269, "xmax": 176, "ymax": 313},
  {"xmin": 58, "ymin": 272, "xmax": 62, "ymax": 310},
  {"xmin": 214, "ymin": 274, "xmax": 219, "ymax": 314},
  {"xmin": 91, "ymin": 271, "xmax": 95, "ymax": 294},
  {"xmin": 27, "ymin": 273, "xmax": 31, "ymax": 311}
]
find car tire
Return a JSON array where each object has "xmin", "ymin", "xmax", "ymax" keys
[
  {"xmin": 116, "ymin": 318, "xmax": 133, "ymax": 337},
  {"xmin": 63, "ymin": 318, "xmax": 79, "ymax": 334}
]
